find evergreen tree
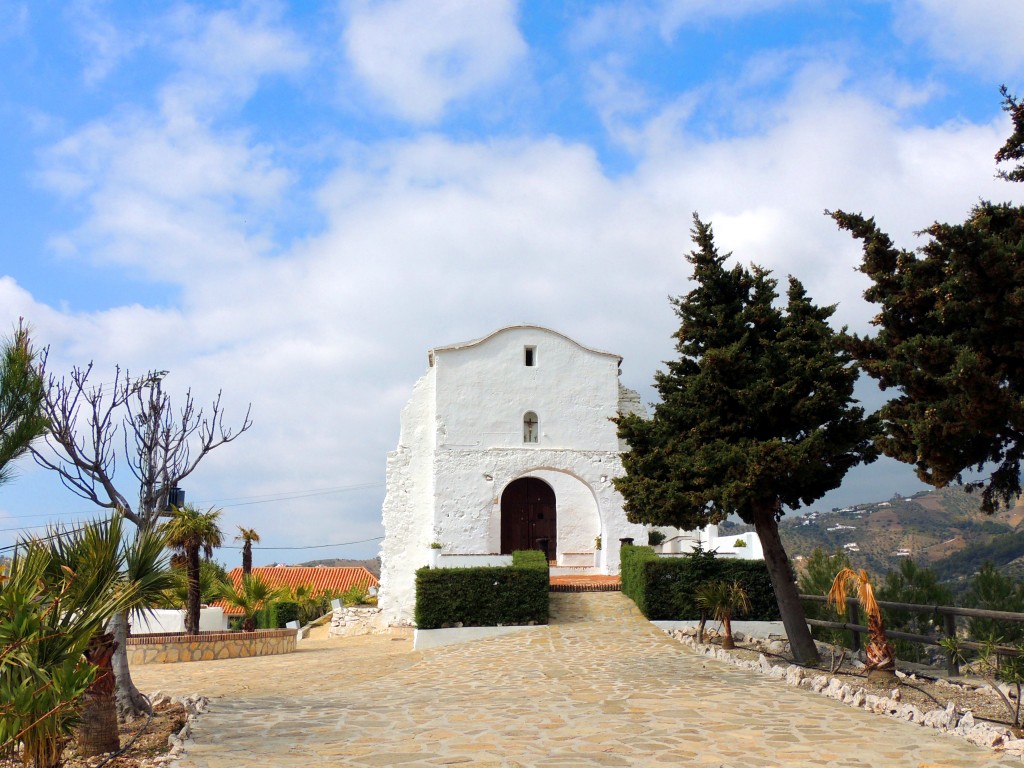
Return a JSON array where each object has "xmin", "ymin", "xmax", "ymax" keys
[
  {"xmin": 877, "ymin": 558, "xmax": 952, "ymax": 663},
  {"xmin": 832, "ymin": 88, "xmax": 1024, "ymax": 514},
  {"xmin": 615, "ymin": 215, "xmax": 878, "ymax": 664},
  {"xmin": 0, "ymin": 320, "xmax": 47, "ymax": 487}
]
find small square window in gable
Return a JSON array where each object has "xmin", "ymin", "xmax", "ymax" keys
[{"xmin": 524, "ymin": 345, "xmax": 536, "ymax": 367}]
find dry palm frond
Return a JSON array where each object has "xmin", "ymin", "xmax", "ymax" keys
[{"xmin": 828, "ymin": 567, "xmax": 895, "ymax": 674}]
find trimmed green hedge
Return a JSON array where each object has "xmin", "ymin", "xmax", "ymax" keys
[
  {"xmin": 620, "ymin": 545, "xmax": 779, "ymax": 621},
  {"xmin": 511, "ymin": 549, "xmax": 549, "ymax": 570},
  {"xmin": 275, "ymin": 601, "xmax": 301, "ymax": 627},
  {"xmin": 415, "ymin": 552, "xmax": 550, "ymax": 629}
]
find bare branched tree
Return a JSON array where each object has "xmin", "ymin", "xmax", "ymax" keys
[
  {"xmin": 34, "ymin": 359, "xmax": 251, "ymax": 527},
  {"xmin": 32, "ymin": 356, "xmax": 252, "ymax": 715}
]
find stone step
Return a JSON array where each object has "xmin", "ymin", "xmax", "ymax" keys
[{"xmin": 549, "ymin": 565, "xmax": 601, "ymax": 576}]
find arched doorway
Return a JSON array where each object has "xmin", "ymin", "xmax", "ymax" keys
[{"xmin": 501, "ymin": 477, "xmax": 556, "ymax": 560}]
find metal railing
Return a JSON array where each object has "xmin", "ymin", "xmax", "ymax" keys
[{"xmin": 800, "ymin": 593, "xmax": 1024, "ymax": 675}]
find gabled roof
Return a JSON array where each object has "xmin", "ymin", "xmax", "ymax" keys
[
  {"xmin": 213, "ymin": 566, "xmax": 379, "ymax": 616},
  {"xmin": 428, "ymin": 324, "xmax": 622, "ymax": 366}
]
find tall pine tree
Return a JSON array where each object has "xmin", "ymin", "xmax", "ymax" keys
[
  {"xmin": 832, "ymin": 87, "xmax": 1024, "ymax": 514},
  {"xmin": 615, "ymin": 215, "xmax": 878, "ymax": 664}
]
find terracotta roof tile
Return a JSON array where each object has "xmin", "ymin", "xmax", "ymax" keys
[{"xmin": 212, "ymin": 566, "xmax": 379, "ymax": 616}]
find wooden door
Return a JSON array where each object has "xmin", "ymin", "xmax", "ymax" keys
[{"xmin": 500, "ymin": 477, "xmax": 556, "ymax": 558}]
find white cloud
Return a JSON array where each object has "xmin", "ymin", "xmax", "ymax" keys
[
  {"xmin": 893, "ymin": 0, "xmax": 1024, "ymax": 76},
  {"xmin": 68, "ymin": 0, "xmax": 145, "ymax": 84},
  {"xmin": 342, "ymin": 0, "xmax": 528, "ymax": 122},
  {"xmin": 162, "ymin": 2, "xmax": 308, "ymax": 113},
  {"xmin": 35, "ymin": 5, "xmax": 306, "ymax": 280},
  {"xmin": 37, "ymin": 110, "xmax": 289, "ymax": 279},
  {"xmin": 573, "ymin": 0, "xmax": 804, "ymax": 47}
]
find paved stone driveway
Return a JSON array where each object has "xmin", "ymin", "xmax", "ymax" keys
[{"xmin": 132, "ymin": 592, "xmax": 1017, "ymax": 767}]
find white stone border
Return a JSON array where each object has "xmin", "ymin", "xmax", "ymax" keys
[
  {"xmin": 663, "ymin": 628, "xmax": 1024, "ymax": 760},
  {"xmin": 413, "ymin": 624, "xmax": 545, "ymax": 650}
]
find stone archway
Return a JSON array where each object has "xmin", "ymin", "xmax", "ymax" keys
[{"xmin": 500, "ymin": 477, "xmax": 556, "ymax": 560}]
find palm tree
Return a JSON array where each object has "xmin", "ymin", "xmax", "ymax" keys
[
  {"xmin": 219, "ymin": 573, "xmax": 288, "ymax": 631},
  {"xmin": 162, "ymin": 504, "xmax": 224, "ymax": 635},
  {"xmin": 160, "ymin": 558, "xmax": 230, "ymax": 609},
  {"xmin": 695, "ymin": 580, "xmax": 751, "ymax": 650},
  {"xmin": 828, "ymin": 567, "xmax": 896, "ymax": 679},
  {"xmin": 75, "ymin": 520, "xmax": 176, "ymax": 756},
  {"xmin": 235, "ymin": 526, "xmax": 260, "ymax": 575},
  {"xmin": 0, "ymin": 320, "xmax": 48, "ymax": 487}
]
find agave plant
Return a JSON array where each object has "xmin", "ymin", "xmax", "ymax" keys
[
  {"xmin": 695, "ymin": 580, "xmax": 750, "ymax": 650},
  {"xmin": 828, "ymin": 567, "xmax": 896, "ymax": 679}
]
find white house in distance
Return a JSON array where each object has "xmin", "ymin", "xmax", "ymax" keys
[{"xmin": 377, "ymin": 325, "xmax": 763, "ymax": 627}]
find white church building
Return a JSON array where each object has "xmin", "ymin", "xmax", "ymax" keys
[{"xmin": 377, "ymin": 325, "xmax": 762, "ymax": 626}]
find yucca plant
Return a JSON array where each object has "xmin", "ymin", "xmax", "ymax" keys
[
  {"xmin": 828, "ymin": 567, "xmax": 896, "ymax": 679},
  {"xmin": 695, "ymin": 580, "xmax": 750, "ymax": 650}
]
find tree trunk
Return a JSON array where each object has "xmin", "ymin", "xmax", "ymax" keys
[
  {"xmin": 112, "ymin": 611, "xmax": 152, "ymax": 718},
  {"xmin": 752, "ymin": 501, "xmax": 820, "ymax": 665},
  {"xmin": 721, "ymin": 615, "xmax": 734, "ymax": 650},
  {"xmin": 76, "ymin": 632, "xmax": 120, "ymax": 756},
  {"xmin": 242, "ymin": 542, "xmax": 252, "ymax": 575},
  {"xmin": 186, "ymin": 545, "xmax": 201, "ymax": 635}
]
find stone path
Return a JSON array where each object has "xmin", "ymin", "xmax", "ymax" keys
[{"xmin": 132, "ymin": 593, "xmax": 1017, "ymax": 767}]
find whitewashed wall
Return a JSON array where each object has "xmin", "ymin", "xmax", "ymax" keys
[
  {"xmin": 128, "ymin": 607, "xmax": 228, "ymax": 634},
  {"xmin": 378, "ymin": 326, "xmax": 648, "ymax": 626}
]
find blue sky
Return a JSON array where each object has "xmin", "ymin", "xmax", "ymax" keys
[{"xmin": 2, "ymin": 0, "xmax": 1023, "ymax": 565}]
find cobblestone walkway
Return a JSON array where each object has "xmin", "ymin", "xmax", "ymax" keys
[{"xmin": 132, "ymin": 593, "xmax": 1016, "ymax": 767}]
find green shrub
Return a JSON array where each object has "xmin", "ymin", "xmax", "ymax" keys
[
  {"xmin": 275, "ymin": 600, "xmax": 302, "ymax": 627},
  {"xmin": 620, "ymin": 544, "xmax": 778, "ymax": 621},
  {"xmin": 511, "ymin": 549, "xmax": 549, "ymax": 570},
  {"xmin": 415, "ymin": 553, "xmax": 549, "ymax": 629},
  {"xmin": 255, "ymin": 601, "xmax": 278, "ymax": 629},
  {"xmin": 341, "ymin": 583, "xmax": 373, "ymax": 606},
  {"xmin": 648, "ymin": 530, "xmax": 667, "ymax": 546}
]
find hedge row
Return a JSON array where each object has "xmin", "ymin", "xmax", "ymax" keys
[
  {"xmin": 415, "ymin": 552, "xmax": 550, "ymax": 629},
  {"xmin": 620, "ymin": 545, "xmax": 779, "ymax": 621},
  {"xmin": 511, "ymin": 549, "xmax": 549, "ymax": 570},
  {"xmin": 275, "ymin": 601, "xmax": 301, "ymax": 627}
]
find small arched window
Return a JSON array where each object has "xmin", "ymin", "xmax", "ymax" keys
[{"xmin": 523, "ymin": 411, "xmax": 539, "ymax": 443}]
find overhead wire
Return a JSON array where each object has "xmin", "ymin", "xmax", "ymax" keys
[
  {"xmin": 0, "ymin": 481, "xmax": 384, "ymax": 521},
  {"xmin": 0, "ymin": 482, "xmax": 386, "ymax": 551}
]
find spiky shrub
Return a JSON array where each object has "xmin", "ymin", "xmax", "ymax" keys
[{"xmin": 0, "ymin": 517, "xmax": 144, "ymax": 767}]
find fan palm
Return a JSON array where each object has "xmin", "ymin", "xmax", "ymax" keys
[
  {"xmin": 162, "ymin": 505, "xmax": 224, "ymax": 635},
  {"xmin": 235, "ymin": 526, "xmax": 260, "ymax": 575},
  {"xmin": 0, "ymin": 515, "xmax": 156, "ymax": 767},
  {"xmin": 219, "ymin": 573, "xmax": 288, "ymax": 631},
  {"xmin": 695, "ymin": 580, "xmax": 751, "ymax": 650},
  {"xmin": 828, "ymin": 567, "xmax": 896, "ymax": 679}
]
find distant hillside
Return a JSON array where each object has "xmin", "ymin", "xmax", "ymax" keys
[
  {"xmin": 297, "ymin": 557, "xmax": 380, "ymax": 577},
  {"xmin": 720, "ymin": 487, "xmax": 1024, "ymax": 585}
]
